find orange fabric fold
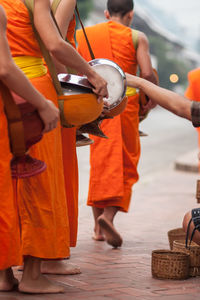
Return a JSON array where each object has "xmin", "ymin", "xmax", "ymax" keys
[
  {"xmin": 61, "ymin": 15, "xmax": 78, "ymax": 247},
  {"xmin": 87, "ymin": 94, "xmax": 140, "ymax": 212},
  {"xmin": 76, "ymin": 21, "xmax": 140, "ymax": 212},
  {"xmin": 0, "ymin": 100, "xmax": 22, "ymax": 269},
  {"xmin": 62, "ymin": 127, "xmax": 78, "ymax": 247},
  {"xmin": 67, "ymin": 14, "xmax": 76, "ymax": 49},
  {"xmin": 3, "ymin": 1, "xmax": 41, "ymax": 57},
  {"xmin": 17, "ymin": 74, "xmax": 70, "ymax": 259},
  {"xmin": 185, "ymin": 68, "xmax": 200, "ymax": 101},
  {"xmin": 42, "ymin": 10, "xmax": 79, "ymax": 248},
  {"xmin": 185, "ymin": 68, "xmax": 200, "ymax": 148},
  {"xmin": 1, "ymin": 0, "xmax": 70, "ymax": 259}
]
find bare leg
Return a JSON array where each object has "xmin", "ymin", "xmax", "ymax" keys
[
  {"xmin": 18, "ymin": 255, "xmax": 71, "ymax": 272},
  {"xmin": 98, "ymin": 206, "xmax": 123, "ymax": 248},
  {"xmin": 0, "ymin": 268, "xmax": 18, "ymax": 291},
  {"xmin": 183, "ymin": 211, "xmax": 200, "ymax": 246},
  {"xmin": 41, "ymin": 260, "xmax": 81, "ymax": 275},
  {"xmin": 92, "ymin": 207, "xmax": 105, "ymax": 241},
  {"xmin": 18, "ymin": 256, "xmax": 65, "ymax": 294}
]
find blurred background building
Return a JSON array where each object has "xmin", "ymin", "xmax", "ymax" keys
[{"xmin": 76, "ymin": 0, "xmax": 200, "ymax": 92}]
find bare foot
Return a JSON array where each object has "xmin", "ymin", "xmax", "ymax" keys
[
  {"xmin": 19, "ymin": 273, "xmax": 65, "ymax": 294},
  {"xmin": 92, "ymin": 233, "xmax": 105, "ymax": 241},
  {"xmin": 41, "ymin": 260, "xmax": 81, "ymax": 275},
  {"xmin": 18, "ymin": 256, "xmax": 70, "ymax": 272},
  {"xmin": 92, "ymin": 207, "xmax": 105, "ymax": 241},
  {"xmin": 98, "ymin": 215, "xmax": 123, "ymax": 248},
  {"xmin": 93, "ymin": 223, "xmax": 105, "ymax": 241},
  {"xmin": 0, "ymin": 268, "xmax": 18, "ymax": 291}
]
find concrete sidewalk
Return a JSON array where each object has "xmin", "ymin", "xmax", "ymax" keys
[
  {"xmin": 1, "ymin": 151, "xmax": 200, "ymax": 299},
  {"xmin": 175, "ymin": 149, "xmax": 199, "ymax": 173}
]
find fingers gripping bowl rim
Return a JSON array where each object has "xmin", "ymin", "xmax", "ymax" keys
[
  {"xmin": 88, "ymin": 58, "xmax": 127, "ymax": 112},
  {"xmin": 58, "ymin": 58, "xmax": 127, "ymax": 125}
]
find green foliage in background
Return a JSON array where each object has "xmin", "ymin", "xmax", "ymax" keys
[
  {"xmin": 76, "ymin": 0, "xmax": 93, "ymax": 22},
  {"xmin": 149, "ymin": 36, "xmax": 190, "ymax": 90}
]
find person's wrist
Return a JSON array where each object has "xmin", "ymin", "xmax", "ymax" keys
[
  {"xmin": 137, "ymin": 77, "xmax": 144, "ymax": 90},
  {"xmin": 84, "ymin": 65, "xmax": 96, "ymax": 79},
  {"xmin": 36, "ymin": 97, "xmax": 48, "ymax": 111}
]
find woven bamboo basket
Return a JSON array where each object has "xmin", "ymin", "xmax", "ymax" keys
[
  {"xmin": 173, "ymin": 239, "xmax": 200, "ymax": 277},
  {"xmin": 151, "ymin": 250, "xmax": 190, "ymax": 280},
  {"xmin": 167, "ymin": 228, "xmax": 186, "ymax": 250}
]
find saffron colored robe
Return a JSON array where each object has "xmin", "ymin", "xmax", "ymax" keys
[
  {"xmin": 43, "ymin": 3, "xmax": 78, "ymax": 248},
  {"xmin": 62, "ymin": 14, "xmax": 78, "ymax": 247},
  {"xmin": 76, "ymin": 21, "xmax": 140, "ymax": 212},
  {"xmin": 185, "ymin": 68, "xmax": 200, "ymax": 147},
  {"xmin": 1, "ymin": 0, "xmax": 70, "ymax": 259},
  {"xmin": 0, "ymin": 98, "xmax": 22, "ymax": 269}
]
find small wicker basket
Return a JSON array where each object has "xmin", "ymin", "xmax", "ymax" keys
[
  {"xmin": 167, "ymin": 228, "xmax": 186, "ymax": 250},
  {"xmin": 173, "ymin": 239, "xmax": 200, "ymax": 276},
  {"xmin": 151, "ymin": 249, "xmax": 190, "ymax": 280}
]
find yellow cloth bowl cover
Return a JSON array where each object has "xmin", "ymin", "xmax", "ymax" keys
[{"xmin": 58, "ymin": 93, "xmax": 103, "ymax": 127}]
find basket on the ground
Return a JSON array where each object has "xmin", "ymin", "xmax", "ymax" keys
[
  {"xmin": 173, "ymin": 239, "xmax": 200, "ymax": 276},
  {"xmin": 167, "ymin": 228, "xmax": 186, "ymax": 250},
  {"xmin": 151, "ymin": 249, "xmax": 190, "ymax": 280}
]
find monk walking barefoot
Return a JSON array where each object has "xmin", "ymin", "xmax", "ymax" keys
[
  {"xmin": 92, "ymin": 207, "xmax": 105, "ymax": 241},
  {"xmin": 76, "ymin": 0, "xmax": 157, "ymax": 248},
  {"xmin": 98, "ymin": 207, "xmax": 123, "ymax": 248}
]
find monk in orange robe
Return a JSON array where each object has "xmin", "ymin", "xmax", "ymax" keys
[
  {"xmin": 41, "ymin": 0, "xmax": 80, "ymax": 275},
  {"xmin": 0, "ymin": 4, "xmax": 60, "ymax": 292},
  {"xmin": 185, "ymin": 68, "xmax": 200, "ymax": 155},
  {"xmin": 50, "ymin": 0, "xmax": 91, "ymax": 251},
  {"xmin": 52, "ymin": 0, "xmax": 79, "ymax": 249},
  {"xmin": 1, "ymin": 0, "xmax": 107, "ymax": 294},
  {"xmin": 76, "ymin": 0, "xmax": 157, "ymax": 248},
  {"xmin": 62, "ymin": 11, "xmax": 78, "ymax": 249}
]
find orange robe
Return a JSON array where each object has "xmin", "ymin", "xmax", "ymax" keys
[
  {"xmin": 61, "ymin": 14, "xmax": 78, "ymax": 247},
  {"xmin": 42, "ymin": 8, "xmax": 78, "ymax": 248},
  {"xmin": 1, "ymin": 0, "xmax": 70, "ymax": 259},
  {"xmin": 76, "ymin": 21, "xmax": 140, "ymax": 212},
  {"xmin": 185, "ymin": 68, "xmax": 200, "ymax": 147},
  {"xmin": 0, "ymin": 98, "xmax": 22, "ymax": 269}
]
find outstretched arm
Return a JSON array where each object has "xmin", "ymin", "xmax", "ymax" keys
[
  {"xmin": 126, "ymin": 73, "xmax": 192, "ymax": 121},
  {"xmin": 0, "ymin": 6, "xmax": 59, "ymax": 133}
]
